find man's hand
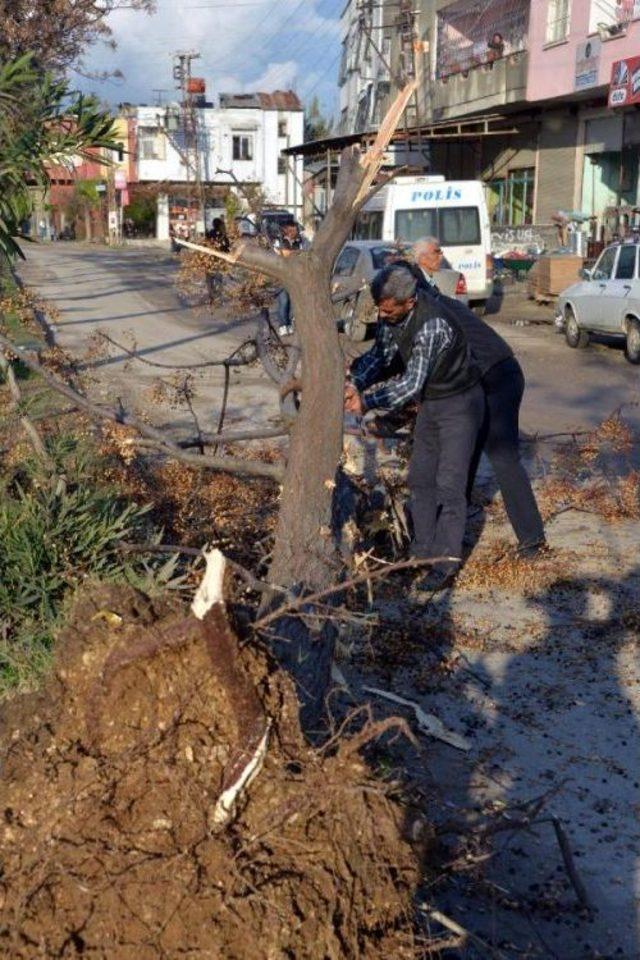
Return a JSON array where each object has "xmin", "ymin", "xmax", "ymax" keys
[{"xmin": 344, "ymin": 383, "xmax": 363, "ymax": 416}]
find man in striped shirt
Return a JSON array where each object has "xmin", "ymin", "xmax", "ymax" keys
[{"xmin": 345, "ymin": 265, "xmax": 484, "ymax": 588}]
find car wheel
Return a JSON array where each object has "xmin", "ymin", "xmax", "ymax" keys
[
  {"xmin": 471, "ymin": 302, "xmax": 486, "ymax": 318},
  {"xmin": 565, "ymin": 309, "xmax": 589, "ymax": 349},
  {"xmin": 625, "ymin": 318, "xmax": 640, "ymax": 364}
]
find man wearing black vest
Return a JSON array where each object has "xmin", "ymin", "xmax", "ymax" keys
[
  {"xmin": 345, "ymin": 265, "xmax": 484, "ymax": 587},
  {"xmin": 405, "ymin": 263, "xmax": 547, "ymax": 557}
]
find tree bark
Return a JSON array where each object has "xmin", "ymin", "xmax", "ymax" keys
[{"xmin": 268, "ymin": 255, "xmax": 344, "ymax": 589}]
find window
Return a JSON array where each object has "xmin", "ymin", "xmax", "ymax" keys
[
  {"xmin": 508, "ymin": 168, "xmax": 535, "ymax": 226},
  {"xmin": 440, "ymin": 208, "xmax": 481, "ymax": 245},
  {"xmin": 394, "ymin": 207, "xmax": 480, "ymax": 245},
  {"xmin": 278, "ymin": 120, "xmax": 288, "ymax": 137},
  {"xmin": 615, "ymin": 245, "xmax": 637, "ymax": 280},
  {"xmin": 371, "ymin": 245, "xmax": 411, "ymax": 269},
  {"xmin": 546, "ymin": 0, "xmax": 571, "ymax": 44},
  {"xmin": 394, "ymin": 208, "xmax": 438, "ymax": 243},
  {"xmin": 278, "ymin": 156, "xmax": 287, "ymax": 175},
  {"xmin": 593, "ymin": 246, "xmax": 618, "ymax": 281},
  {"xmin": 589, "ymin": 0, "xmax": 636, "ymax": 34},
  {"xmin": 486, "ymin": 169, "xmax": 535, "ymax": 226},
  {"xmin": 115, "ymin": 142, "xmax": 125, "ymax": 163},
  {"xmin": 333, "ymin": 247, "xmax": 360, "ymax": 277},
  {"xmin": 232, "ymin": 134, "xmax": 253, "ymax": 161},
  {"xmin": 138, "ymin": 127, "xmax": 164, "ymax": 161},
  {"xmin": 353, "ymin": 210, "xmax": 384, "ymax": 240}
]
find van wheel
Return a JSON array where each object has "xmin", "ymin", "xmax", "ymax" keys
[
  {"xmin": 625, "ymin": 318, "xmax": 640, "ymax": 364},
  {"xmin": 565, "ymin": 309, "xmax": 589, "ymax": 349}
]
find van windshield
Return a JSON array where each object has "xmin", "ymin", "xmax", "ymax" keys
[{"xmin": 395, "ymin": 207, "xmax": 481, "ymax": 246}]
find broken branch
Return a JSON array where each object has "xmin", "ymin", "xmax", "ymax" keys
[
  {"xmin": 99, "ymin": 332, "xmax": 257, "ymax": 370},
  {"xmin": 0, "ymin": 332, "xmax": 284, "ymax": 481},
  {"xmin": 253, "ymin": 557, "xmax": 455, "ymax": 631},
  {"xmin": 0, "ymin": 352, "xmax": 54, "ymax": 469},
  {"xmin": 177, "ymin": 237, "xmax": 285, "ymax": 283}
]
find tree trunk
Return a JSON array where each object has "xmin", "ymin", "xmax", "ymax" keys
[
  {"xmin": 268, "ymin": 255, "xmax": 344, "ymax": 591},
  {"xmin": 84, "ymin": 206, "xmax": 92, "ymax": 242}
]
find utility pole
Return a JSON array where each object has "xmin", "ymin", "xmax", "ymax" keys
[
  {"xmin": 396, "ymin": 0, "xmax": 424, "ymax": 160},
  {"xmin": 172, "ymin": 51, "xmax": 206, "ymax": 236}
]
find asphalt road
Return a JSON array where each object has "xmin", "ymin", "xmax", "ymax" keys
[
  {"xmin": 16, "ymin": 242, "xmax": 281, "ymax": 437},
  {"xmin": 16, "ymin": 242, "xmax": 640, "ymax": 438}
]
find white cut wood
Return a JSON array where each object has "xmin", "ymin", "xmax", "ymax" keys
[
  {"xmin": 211, "ymin": 722, "xmax": 271, "ymax": 828},
  {"xmin": 363, "ymin": 686, "xmax": 471, "ymax": 752},
  {"xmin": 191, "ymin": 549, "xmax": 227, "ymax": 620}
]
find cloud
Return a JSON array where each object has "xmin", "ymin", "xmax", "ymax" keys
[{"xmin": 77, "ymin": 0, "xmax": 340, "ymax": 114}]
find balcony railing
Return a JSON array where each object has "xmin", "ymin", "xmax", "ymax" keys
[{"xmin": 436, "ymin": 0, "xmax": 529, "ymax": 80}]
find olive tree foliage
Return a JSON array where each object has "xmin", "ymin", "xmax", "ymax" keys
[
  {"xmin": 0, "ymin": 54, "xmax": 119, "ymax": 261},
  {"xmin": 0, "ymin": 0, "xmax": 155, "ymax": 75}
]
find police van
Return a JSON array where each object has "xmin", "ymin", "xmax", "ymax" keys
[{"xmin": 354, "ymin": 176, "xmax": 494, "ymax": 311}]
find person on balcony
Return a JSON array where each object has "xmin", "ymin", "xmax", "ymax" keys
[{"xmin": 487, "ymin": 32, "xmax": 505, "ymax": 64}]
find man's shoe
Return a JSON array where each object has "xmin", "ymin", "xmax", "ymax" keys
[
  {"xmin": 516, "ymin": 539, "xmax": 549, "ymax": 560},
  {"xmin": 412, "ymin": 561, "xmax": 459, "ymax": 595}
]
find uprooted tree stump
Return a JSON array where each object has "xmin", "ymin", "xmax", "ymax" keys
[{"xmin": 0, "ymin": 554, "xmax": 421, "ymax": 958}]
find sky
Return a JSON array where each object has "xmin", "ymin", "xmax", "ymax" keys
[{"xmin": 77, "ymin": 0, "xmax": 343, "ymax": 119}]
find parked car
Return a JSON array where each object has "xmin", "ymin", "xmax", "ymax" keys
[
  {"xmin": 555, "ymin": 242, "xmax": 640, "ymax": 364},
  {"xmin": 332, "ymin": 240, "xmax": 469, "ymax": 340}
]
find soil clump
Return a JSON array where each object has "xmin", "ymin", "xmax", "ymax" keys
[{"xmin": 0, "ymin": 584, "xmax": 419, "ymax": 959}]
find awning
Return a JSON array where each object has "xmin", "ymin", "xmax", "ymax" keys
[{"xmin": 283, "ymin": 112, "xmax": 535, "ymax": 158}]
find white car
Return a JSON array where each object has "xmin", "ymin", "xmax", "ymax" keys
[{"xmin": 555, "ymin": 242, "xmax": 640, "ymax": 364}]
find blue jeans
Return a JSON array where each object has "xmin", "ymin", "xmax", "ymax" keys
[{"xmin": 277, "ymin": 288, "xmax": 291, "ymax": 327}]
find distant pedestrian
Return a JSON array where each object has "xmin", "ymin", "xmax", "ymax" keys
[
  {"xmin": 206, "ymin": 218, "xmax": 230, "ymax": 300},
  {"xmin": 273, "ymin": 219, "xmax": 309, "ymax": 335}
]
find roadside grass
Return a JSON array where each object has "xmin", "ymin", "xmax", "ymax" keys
[{"xmin": 0, "ymin": 428, "xmax": 188, "ymax": 697}]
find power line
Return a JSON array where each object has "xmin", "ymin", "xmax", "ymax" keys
[{"xmin": 247, "ymin": 0, "xmax": 342, "ymax": 90}]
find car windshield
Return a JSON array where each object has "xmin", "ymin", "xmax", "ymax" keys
[{"xmin": 371, "ymin": 245, "xmax": 410, "ymax": 269}]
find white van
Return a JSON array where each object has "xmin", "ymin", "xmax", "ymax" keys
[{"xmin": 354, "ymin": 176, "xmax": 494, "ymax": 310}]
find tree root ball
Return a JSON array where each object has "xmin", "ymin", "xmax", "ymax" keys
[{"xmin": 0, "ymin": 586, "xmax": 420, "ymax": 958}]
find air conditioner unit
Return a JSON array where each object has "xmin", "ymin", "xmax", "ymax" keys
[{"xmin": 597, "ymin": 21, "xmax": 626, "ymax": 40}]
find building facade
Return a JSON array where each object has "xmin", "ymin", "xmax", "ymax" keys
[
  {"xmin": 369, "ymin": 0, "xmax": 640, "ymax": 246},
  {"xmin": 338, "ymin": 0, "xmax": 393, "ymax": 136},
  {"xmin": 124, "ymin": 90, "xmax": 304, "ymax": 240}
]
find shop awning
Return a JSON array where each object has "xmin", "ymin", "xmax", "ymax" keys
[{"xmin": 283, "ymin": 112, "xmax": 534, "ymax": 159}]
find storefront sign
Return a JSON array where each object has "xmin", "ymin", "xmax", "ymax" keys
[
  {"xmin": 575, "ymin": 38, "xmax": 601, "ymax": 90},
  {"xmin": 114, "ymin": 170, "xmax": 128, "ymax": 190},
  {"xmin": 609, "ymin": 56, "xmax": 640, "ymax": 106}
]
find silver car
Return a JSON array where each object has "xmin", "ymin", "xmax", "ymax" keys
[
  {"xmin": 332, "ymin": 240, "xmax": 469, "ymax": 341},
  {"xmin": 555, "ymin": 242, "xmax": 640, "ymax": 364}
]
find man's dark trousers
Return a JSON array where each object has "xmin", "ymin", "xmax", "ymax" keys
[
  {"xmin": 469, "ymin": 356, "xmax": 544, "ymax": 547},
  {"xmin": 409, "ymin": 383, "xmax": 484, "ymax": 562}
]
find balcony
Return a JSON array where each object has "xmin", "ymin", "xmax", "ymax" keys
[
  {"xmin": 431, "ymin": 51, "xmax": 529, "ymax": 121},
  {"xmin": 431, "ymin": 0, "xmax": 530, "ymax": 119}
]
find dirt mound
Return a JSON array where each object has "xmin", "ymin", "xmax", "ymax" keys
[{"xmin": 0, "ymin": 585, "xmax": 419, "ymax": 959}]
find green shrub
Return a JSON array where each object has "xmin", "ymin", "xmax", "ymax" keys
[{"xmin": 0, "ymin": 435, "xmax": 186, "ymax": 696}]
